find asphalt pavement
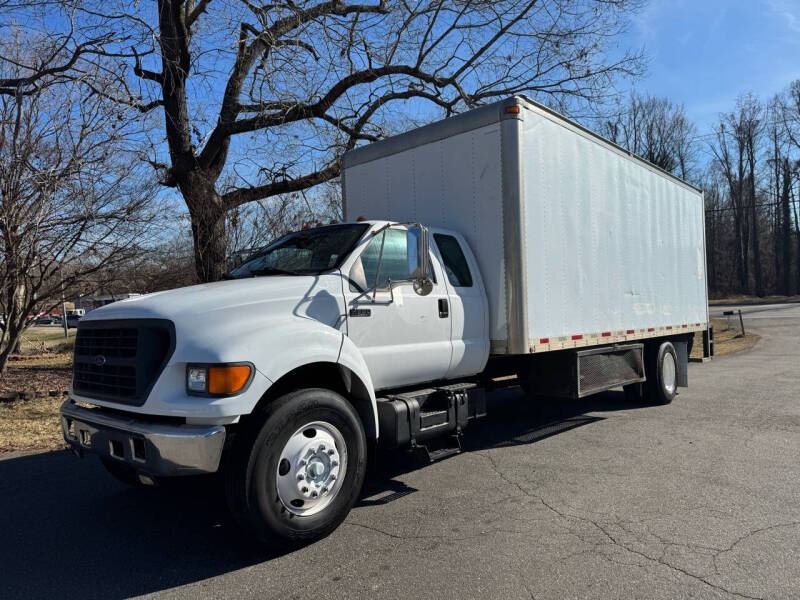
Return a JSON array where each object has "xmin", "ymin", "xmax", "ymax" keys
[{"xmin": 2, "ymin": 303, "xmax": 800, "ymax": 599}]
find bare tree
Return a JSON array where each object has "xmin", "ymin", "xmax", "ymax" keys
[
  {"xmin": 710, "ymin": 96, "xmax": 767, "ymax": 294},
  {"xmin": 776, "ymin": 80, "xmax": 800, "ymax": 291},
  {"xmin": 70, "ymin": 0, "xmax": 644, "ymax": 282},
  {"xmin": 602, "ymin": 92, "xmax": 698, "ymax": 181},
  {"xmin": 780, "ymin": 156, "xmax": 793, "ymax": 294},
  {"xmin": 0, "ymin": 1, "xmax": 149, "ymax": 97},
  {"xmin": 0, "ymin": 41, "xmax": 159, "ymax": 375}
]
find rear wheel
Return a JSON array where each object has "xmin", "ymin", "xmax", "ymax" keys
[
  {"xmin": 225, "ymin": 388, "xmax": 367, "ymax": 546},
  {"xmin": 646, "ymin": 341, "xmax": 678, "ymax": 405}
]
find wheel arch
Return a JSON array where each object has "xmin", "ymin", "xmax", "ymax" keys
[{"xmin": 250, "ymin": 361, "xmax": 378, "ymax": 440}]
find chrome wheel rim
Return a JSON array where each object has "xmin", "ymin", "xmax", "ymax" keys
[
  {"xmin": 275, "ymin": 421, "xmax": 347, "ymax": 517},
  {"xmin": 662, "ymin": 351, "xmax": 676, "ymax": 395}
]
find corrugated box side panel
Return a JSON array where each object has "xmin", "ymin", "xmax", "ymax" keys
[
  {"xmin": 343, "ymin": 124, "xmax": 507, "ymax": 343},
  {"xmin": 521, "ymin": 106, "xmax": 707, "ymax": 343}
]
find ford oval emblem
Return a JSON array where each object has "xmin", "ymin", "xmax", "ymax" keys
[{"xmin": 94, "ymin": 355, "xmax": 106, "ymax": 367}]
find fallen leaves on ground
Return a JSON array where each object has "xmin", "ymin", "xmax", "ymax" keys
[
  {"xmin": 0, "ymin": 367, "xmax": 71, "ymax": 394},
  {"xmin": 0, "ymin": 396, "xmax": 66, "ymax": 452}
]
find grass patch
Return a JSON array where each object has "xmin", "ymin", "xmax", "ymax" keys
[
  {"xmin": 691, "ymin": 318, "xmax": 760, "ymax": 359},
  {"xmin": 709, "ymin": 295, "xmax": 800, "ymax": 306},
  {"xmin": 0, "ymin": 326, "xmax": 75, "ymax": 452},
  {"xmin": 0, "ymin": 396, "xmax": 66, "ymax": 452},
  {"xmin": 9, "ymin": 326, "xmax": 75, "ymax": 368}
]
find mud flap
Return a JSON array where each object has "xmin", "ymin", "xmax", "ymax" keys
[{"xmin": 673, "ymin": 341, "xmax": 689, "ymax": 388}]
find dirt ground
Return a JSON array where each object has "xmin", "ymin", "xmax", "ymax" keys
[
  {"xmin": 0, "ymin": 367, "xmax": 72, "ymax": 395},
  {"xmin": 1, "ymin": 326, "xmax": 74, "ymax": 452},
  {"xmin": 703, "ymin": 317, "xmax": 760, "ymax": 357}
]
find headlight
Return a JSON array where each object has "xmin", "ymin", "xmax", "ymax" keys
[
  {"xmin": 186, "ymin": 363, "xmax": 253, "ymax": 396},
  {"xmin": 187, "ymin": 367, "xmax": 208, "ymax": 393}
]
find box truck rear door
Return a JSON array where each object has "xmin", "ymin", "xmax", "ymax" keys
[{"xmin": 343, "ymin": 228, "xmax": 453, "ymax": 390}]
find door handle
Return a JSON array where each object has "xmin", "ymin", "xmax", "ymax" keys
[{"xmin": 438, "ymin": 298, "xmax": 449, "ymax": 318}]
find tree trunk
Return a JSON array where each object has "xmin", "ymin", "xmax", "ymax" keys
[
  {"xmin": 0, "ymin": 315, "xmax": 24, "ymax": 376},
  {"xmin": 781, "ymin": 158, "xmax": 792, "ymax": 295},
  {"xmin": 0, "ymin": 345, "xmax": 13, "ymax": 376},
  {"xmin": 772, "ymin": 130, "xmax": 781, "ymax": 290},
  {"xmin": 184, "ymin": 180, "xmax": 228, "ymax": 283},
  {"xmin": 793, "ymin": 182, "xmax": 800, "ymax": 295},
  {"xmin": 748, "ymin": 171, "xmax": 763, "ymax": 297},
  {"xmin": 732, "ymin": 206, "xmax": 746, "ymax": 292}
]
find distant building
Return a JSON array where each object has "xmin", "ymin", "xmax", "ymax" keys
[{"xmin": 76, "ymin": 293, "xmax": 142, "ymax": 312}]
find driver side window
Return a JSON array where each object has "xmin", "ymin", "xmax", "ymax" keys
[{"xmin": 350, "ymin": 229, "xmax": 411, "ymax": 292}]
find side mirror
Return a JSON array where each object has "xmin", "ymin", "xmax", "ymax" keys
[{"xmin": 407, "ymin": 224, "xmax": 433, "ymax": 296}]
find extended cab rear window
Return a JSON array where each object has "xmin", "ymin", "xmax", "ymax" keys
[{"xmin": 434, "ymin": 234, "xmax": 473, "ymax": 288}]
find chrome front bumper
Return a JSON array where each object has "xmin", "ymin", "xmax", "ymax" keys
[{"xmin": 60, "ymin": 401, "xmax": 226, "ymax": 476}]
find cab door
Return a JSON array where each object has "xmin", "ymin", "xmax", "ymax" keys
[
  {"xmin": 431, "ymin": 231, "xmax": 489, "ymax": 379},
  {"xmin": 342, "ymin": 227, "xmax": 452, "ymax": 390}
]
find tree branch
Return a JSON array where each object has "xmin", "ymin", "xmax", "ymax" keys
[{"xmin": 187, "ymin": 0, "xmax": 213, "ymax": 27}]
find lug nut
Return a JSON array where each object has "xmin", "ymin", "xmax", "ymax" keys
[
  {"xmin": 297, "ymin": 473, "xmax": 304, "ymax": 480},
  {"xmin": 299, "ymin": 459, "xmax": 306, "ymax": 466},
  {"xmin": 321, "ymin": 486, "xmax": 328, "ymax": 493},
  {"xmin": 301, "ymin": 486, "xmax": 308, "ymax": 493},
  {"xmin": 331, "ymin": 460, "xmax": 338, "ymax": 467},
  {"xmin": 319, "ymin": 444, "xmax": 326, "ymax": 452},
  {"xmin": 328, "ymin": 449, "xmax": 335, "ymax": 456},
  {"xmin": 329, "ymin": 474, "xmax": 336, "ymax": 481},
  {"xmin": 311, "ymin": 491, "xmax": 318, "ymax": 498}
]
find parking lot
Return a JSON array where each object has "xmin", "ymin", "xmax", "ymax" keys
[{"xmin": 2, "ymin": 303, "xmax": 799, "ymax": 600}]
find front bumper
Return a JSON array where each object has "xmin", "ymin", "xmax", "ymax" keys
[{"xmin": 60, "ymin": 401, "xmax": 226, "ymax": 476}]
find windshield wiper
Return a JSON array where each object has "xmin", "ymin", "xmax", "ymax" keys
[{"xmin": 248, "ymin": 267, "xmax": 300, "ymax": 277}]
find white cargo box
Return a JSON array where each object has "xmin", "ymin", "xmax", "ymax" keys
[{"xmin": 342, "ymin": 96, "xmax": 708, "ymax": 355}]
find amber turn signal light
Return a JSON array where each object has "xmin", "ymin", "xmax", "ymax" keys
[{"xmin": 208, "ymin": 365, "xmax": 252, "ymax": 395}]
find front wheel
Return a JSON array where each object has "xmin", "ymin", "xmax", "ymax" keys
[{"xmin": 225, "ymin": 388, "xmax": 367, "ymax": 546}]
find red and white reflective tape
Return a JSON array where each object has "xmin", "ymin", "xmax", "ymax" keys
[{"xmin": 529, "ymin": 322, "xmax": 708, "ymax": 353}]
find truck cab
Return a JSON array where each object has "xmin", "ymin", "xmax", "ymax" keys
[{"xmin": 61, "ymin": 221, "xmax": 491, "ymax": 544}]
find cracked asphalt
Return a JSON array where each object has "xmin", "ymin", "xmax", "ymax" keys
[{"xmin": 2, "ymin": 303, "xmax": 799, "ymax": 600}]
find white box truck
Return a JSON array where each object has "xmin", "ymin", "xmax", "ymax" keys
[{"xmin": 60, "ymin": 96, "xmax": 709, "ymax": 546}]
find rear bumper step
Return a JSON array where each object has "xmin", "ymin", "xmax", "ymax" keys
[{"xmin": 60, "ymin": 401, "xmax": 226, "ymax": 476}]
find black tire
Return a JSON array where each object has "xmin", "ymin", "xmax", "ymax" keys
[
  {"xmin": 224, "ymin": 388, "xmax": 367, "ymax": 546},
  {"xmin": 645, "ymin": 341, "xmax": 678, "ymax": 405},
  {"xmin": 100, "ymin": 458, "xmax": 149, "ymax": 487}
]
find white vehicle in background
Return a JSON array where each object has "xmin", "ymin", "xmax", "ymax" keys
[{"xmin": 61, "ymin": 97, "xmax": 710, "ymax": 545}]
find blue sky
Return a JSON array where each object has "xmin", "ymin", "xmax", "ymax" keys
[{"xmin": 622, "ymin": 0, "xmax": 800, "ymax": 133}]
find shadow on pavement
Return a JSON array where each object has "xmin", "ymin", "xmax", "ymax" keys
[
  {"xmin": 362, "ymin": 387, "xmax": 637, "ymax": 492},
  {"xmin": 0, "ymin": 387, "xmax": 641, "ymax": 600}
]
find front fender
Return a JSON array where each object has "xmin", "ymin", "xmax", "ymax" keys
[
  {"xmin": 256, "ymin": 319, "xmax": 378, "ymax": 438},
  {"xmin": 336, "ymin": 333, "xmax": 378, "ymax": 437}
]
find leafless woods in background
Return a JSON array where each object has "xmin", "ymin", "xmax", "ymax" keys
[{"xmin": 0, "ymin": 30, "xmax": 160, "ymax": 374}]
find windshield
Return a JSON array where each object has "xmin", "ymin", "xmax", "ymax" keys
[{"xmin": 227, "ymin": 223, "xmax": 369, "ymax": 279}]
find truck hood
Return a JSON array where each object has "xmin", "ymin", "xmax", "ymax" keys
[{"xmin": 84, "ymin": 274, "xmax": 346, "ymax": 329}]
